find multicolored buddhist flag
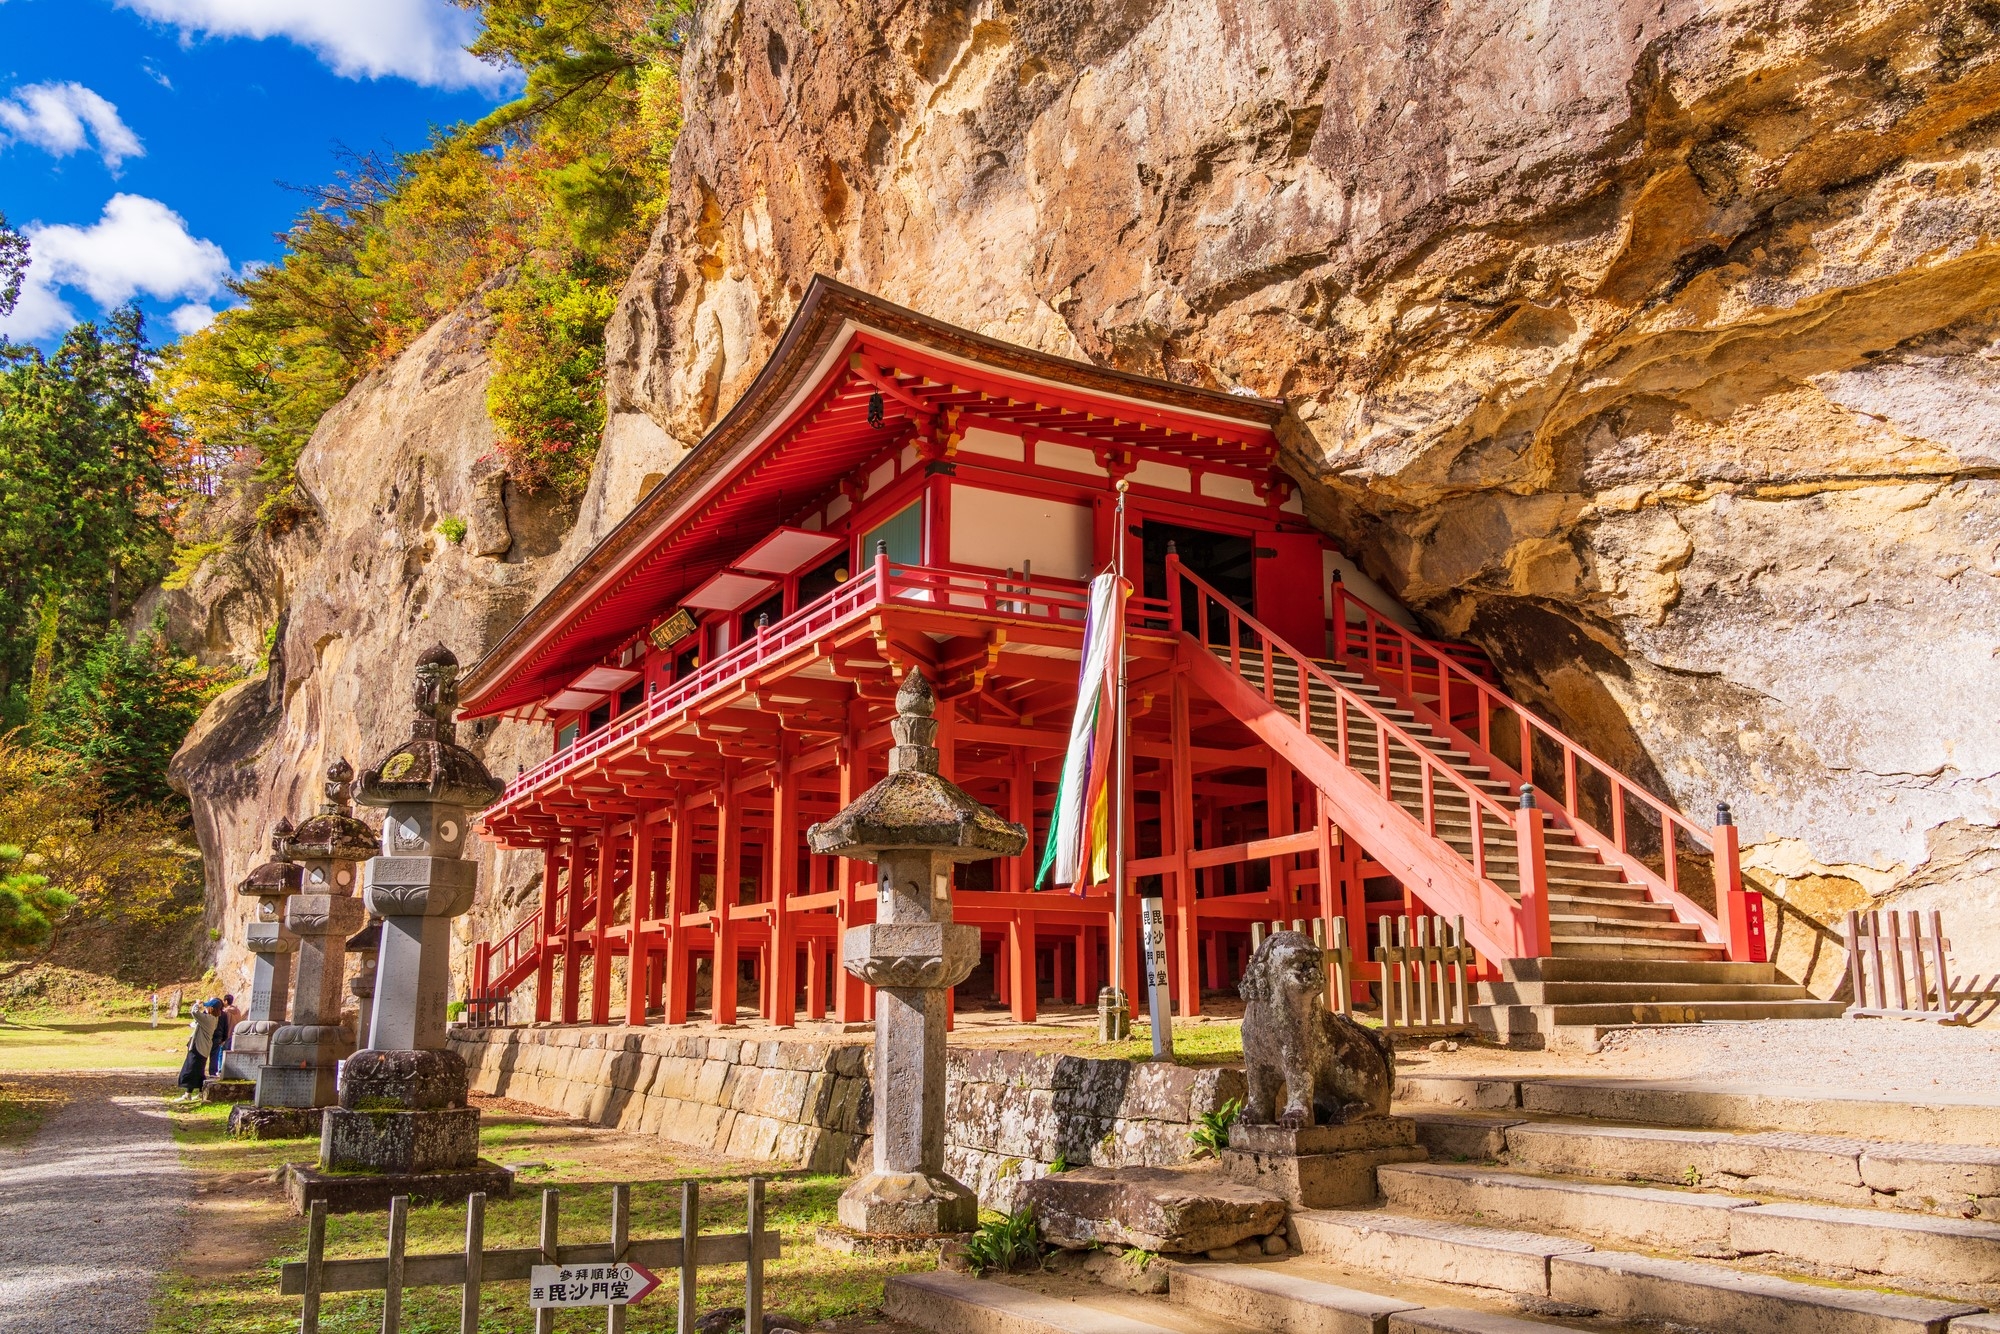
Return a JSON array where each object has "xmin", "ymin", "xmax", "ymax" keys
[{"xmin": 1038, "ymin": 571, "xmax": 1129, "ymax": 891}]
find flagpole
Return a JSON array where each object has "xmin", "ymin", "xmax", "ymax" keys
[{"xmin": 1106, "ymin": 479, "xmax": 1132, "ymax": 1042}]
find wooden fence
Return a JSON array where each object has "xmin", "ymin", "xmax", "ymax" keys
[
  {"xmin": 1371, "ymin": 915, "xmax": 1474, "ymax": 1033},
  {"xmin": 1248, "ymin": 915, "xmax": 1473, "ymax": 1031},
  {"xmin": 1845, "ymin": 909, "xmax": 1965, "ymax": 1023},
  {"xmin": 285, "ymin": 1179, "xmax": 781, "ymax": 1334}
]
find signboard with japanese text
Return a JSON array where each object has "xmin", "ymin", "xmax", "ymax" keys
[
  {"xmin": 529, "ymin": 1261, "xmax": 659, "ymax": 1308},
  {"xmin": 1140, "ymin": 897, "xmax": 1169, "ymax": 988}
]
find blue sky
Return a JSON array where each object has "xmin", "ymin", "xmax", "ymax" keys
[{"xmin": 0, "ymin": 0, "xmax": 516, "ymax": 345}]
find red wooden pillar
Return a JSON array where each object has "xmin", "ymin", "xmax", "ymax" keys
[
  {"xmin": 770, "ymin": 749, "xmax": 800, "ymax": 1027},
  {"xmin": 590, "ymin": 818, "xmax": 619, "ymax": 1025},
  {"xmin": 1170, "ymin": 675, "xmax": 1200, "ymax": 1016},
  {"xmin": 665, "ymin": 800, "xmax": 692, "ymax": 1025},
  {"xmin": 533, "ymin": 841, "xmax": 558, "ymax": 1022},
  {"xmin": 646, "ymin": 810, "xmax": 668, "ymax": 1016},
  {"xmin": 833, "ymin": 726, "xmax": 867, "ymax": 1024},
  {"xmin": 560, "ymin": 837, "xmax": 588, "ymax": 1024},
  {"xmin": 713, "ymin": 764, "xmax": 742, "ymax": 1024},
  {"xmin": 625, "ymin": 815, "xmax": 653, "ymax": 1027}
]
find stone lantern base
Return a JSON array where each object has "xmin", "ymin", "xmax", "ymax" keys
[
  {"xmin": 287, "ymin": 1047, "xmax": 513, "ymax": 1215},
  {"xmin": 838, "ymin": 1169, "xmax": 979, "ymax": 1236}
]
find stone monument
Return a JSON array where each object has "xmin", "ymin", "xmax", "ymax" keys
[
  {"xmin": 808, "ymin": 670, "xmax": 1027, "ymax": 1236},
  {"xmin": 1220, "ymin": 931, "xmax": 1425, "ymax": 1206},
  {"xmin": 346, "ymin": 914, "xmax": 381, "ymax": 1045},
  {"xmin": 210, "ymin": 820, "xmax": 301, "ymax": 1100},
  {"xmin": 287, "ymin": 646, "xmax": 512, "ymax": 1214},
  {"xmin": 253, "ymin": 761, "xmax": 373, "ymax": 1119}
]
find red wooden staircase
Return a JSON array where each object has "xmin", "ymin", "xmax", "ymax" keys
[{"xmin": 1167, "ymin": 556, "xmax": 1841, "ymax": 1043}]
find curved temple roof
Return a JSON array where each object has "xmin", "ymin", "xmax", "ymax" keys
[{"xmin": 458, "ymin": 276, "xmax": 1285, "ymax": 720}]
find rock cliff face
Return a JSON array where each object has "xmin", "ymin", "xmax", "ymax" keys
[
  {"xmin": 169, "ymin": 305, "xmax": 591, "ymax": 993},
  {"xmin": 176, "ymin": 0, "xmax": 2000, "ymax": 994}
]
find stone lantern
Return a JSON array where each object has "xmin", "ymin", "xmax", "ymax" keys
[
  {"xmin": 219, "ymin": 819, "xmax": 301, "ymax": 1085},
  {"xmin": 256, "ymin": 760, "xmax": 374, "ymax": 1111},
  {"xmin": 290, "ymin": 646, "xmax": 510, "ymax": 1213},
  {"xmin": 808, "ymin": 670, "xmax": 1026, "ymax": 1235}
]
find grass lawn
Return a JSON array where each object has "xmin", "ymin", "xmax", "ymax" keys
[
  {"xmin": 161, "ymin": 1097, "xmax": 936, "ymax": 1332},
  {"xmin": 0, "ymin": 1014, "xmax": 188, "ymax": 1072}
]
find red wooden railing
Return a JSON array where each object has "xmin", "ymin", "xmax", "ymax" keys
[
  {"xmin": 1168, "ymin": 556, "xmax": 1544, "ymax": 963},
  {"xmin": 498, "ymin": 557, "xmax": 1100, "ymax": 807},
  {"xmin": 478, "ymin": 906, "xmax": 543, "ymax": 1000},
  {"xmin": 1332, "ymin": 583, "xmax": 1761, "ymax": 961}
]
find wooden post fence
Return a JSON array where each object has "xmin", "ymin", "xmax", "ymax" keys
[
  {"xmin": 1844, "ymin": 909, "xmax": 1964, "ymax": 1023},
  {"xmin": 1250, "ymin": 916, "xmax": 1356, "ymax": 1016},
  {"xmin": 285, "ymin": 1179, "xmax": 782, "ymax": 1334},
  {"xmin": 1372, "ymin": 914, "xmax": 1474, "ymax": 1033}
]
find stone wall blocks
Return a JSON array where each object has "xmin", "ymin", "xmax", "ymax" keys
[
  {"xmin": 694, "ymin": 1059, "xmax": 728, "ymax": 1103},
  {"xmin": 832, "ymin": 1045, "xmax": 866, "ymax": 1077},
  {"xmin": 1189, "ymin": 1067, "xmax": 1250, "ymax": 1117}
]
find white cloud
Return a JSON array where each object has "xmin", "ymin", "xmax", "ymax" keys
[
  {"xmin": 168, "ymin": 302, "xmax": 219, "ymax": 335},
  {"xmin": 0, "ymin": 82, "xmax": 145, "ymax": 169},
  {"xmin": 116, "ymin": 0, "xmax": 512, "ymax": 92},
  {"xmin": 0, "ymin": 195, "xmax": 232, "ymax": 341}
]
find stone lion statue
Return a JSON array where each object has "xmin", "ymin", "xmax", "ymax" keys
[{"xmin": 1239, "ymin": 930, "xmax": 1394, "ymax": 1126}]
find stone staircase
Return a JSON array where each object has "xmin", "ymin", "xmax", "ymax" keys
[
  {"xmin": 1227, "ymin": 650, "xmax": 1842, "ymax": 1045},
  {"xmin": 883, "ymin": 1076, "xmax": 2000, "ymax": 1334}
]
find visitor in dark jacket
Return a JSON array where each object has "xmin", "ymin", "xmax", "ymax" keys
[
  {"xmin": 176, "ymin": 999, "xmax": 221, "ymax": 1099},
  {"xmin": 207, "ymin": 996, "xmax": 234, "ymax": 1078}
]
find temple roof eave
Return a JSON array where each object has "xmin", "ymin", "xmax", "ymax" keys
[{"xmin": 456, "ymin": 276, "xmax": 1285, "ymax": 721}]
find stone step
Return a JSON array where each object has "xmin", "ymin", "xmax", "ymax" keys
[
  {"xmin": 1546, "ymin": 935, "xmax": 1729, "ymax": 961},
  {"xmin": 1290, "ymin": 1208, "xmax": 1592, "ymax": 1295},
  {"xmin": 1476, "ymin": 980, "xmax": 1827, "ymax": 1006},
  {"xmin": 1295, "ymin": 1205, "xmax": 1985, "ymax": 1333},
  {"xmin": 1542, "ymin": 895, "xmax": 1681, "ymax": 921},
  {"xmin": 1500, "ymin": 1121, "xmax": 2000, "ymax": 1219},
  {"xmin": 1498, "ymin": 957, "xmax": 1782, "ymax": 985},
  {"xmin": 1387, "ymin": 1310, "xmax": 1596, "ymax": 1334},
  {"xmin": 1167, "ymin": 1260, "xmax": 1420, "ymax": 1333},
  {"xmin": 1376, "ymin": 1162, "xmax": 1749, "ymax": 1253},
  {"xmin": 1549, "ymin": 1250, "xmax": 1981, "ymax": 1334},
  {"xmin": 883, "ymin": 1271, "xmax": 1251, "ymax": 1334},
  {"xmin": 1471, "ymin": 999, "xmax": 1850, "ymax": 1047},
  {"xmin": 1397, "ymin": 1072, "xmax": 2000, "ymax": 1146},
  {"xmin": 1547, "ymin": 915, "xmax": 1704, "ymax": 941},
  {"xmin": 1375, "ymin": 1162, "xmax": 2000, "ymax": 1287}
]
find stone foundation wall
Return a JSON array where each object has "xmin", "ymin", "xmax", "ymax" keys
[{"xmin": 451, "ymin": 1027, "xmax": 1245, "ymax": 1209}]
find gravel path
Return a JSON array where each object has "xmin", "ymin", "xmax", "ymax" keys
[{"xmin": 0, "ymin": 1072, "xmax": 192, "ymax": 1334}]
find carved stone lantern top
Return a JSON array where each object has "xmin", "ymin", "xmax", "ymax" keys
[
  {"xmin": 357, "ymin": 646, "xmax": 504, "ymax": 812},
  {"xmin": 289, "ymin": 758, "xmax": 378, "ymax": 864},
  {"xmin": 807, "ymin": 672, "xmax": 1027, "ymax": 863},
  {"xmin": 237, "ymin": 817, "xmax": 302, "ymax": 902}
]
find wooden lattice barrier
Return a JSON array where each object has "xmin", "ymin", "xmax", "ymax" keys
[
  {"xmin": 1247, "ymin": 916, "xmax": 1358, "ymax": 1017},
  {"xmin": 1372, "ymin": 914, "xmax": 1474, "ymax": 1034},
  {"xmin": 1844, "ymin": 909, "xmax": 1966, "ymax": 1024},
  {"xmin": 285, "ymin": 1179, "xmax": 781, "ymax": 1334}
]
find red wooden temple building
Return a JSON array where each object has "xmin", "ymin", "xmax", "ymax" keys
[{"xmin": 462, "ymin": 278, "xmax": 1773, "ymax": 1037}]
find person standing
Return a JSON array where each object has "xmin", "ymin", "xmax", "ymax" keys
[
  {"xmin": 207, "ymin": 996, "xmax": 235, "ymax": 1078},
  {"xmin": 177, "ymin": 1000, "xmax": 219, "ymax": 1099}
]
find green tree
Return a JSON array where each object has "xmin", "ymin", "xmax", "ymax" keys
[
  {"xmin": 0, "ymin": 845, "xmax": 76, "ymax": 957},
  {"xmin": 0, "ymin": 212, "xmax": 27, "ymax": 319},
  {"xmin": 34, "ymin": 621, "xmax": 231, "ymax": 812},
  {"xmin": 0, "ymin": 307, "xmax": 172, "ymax": 712}
]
